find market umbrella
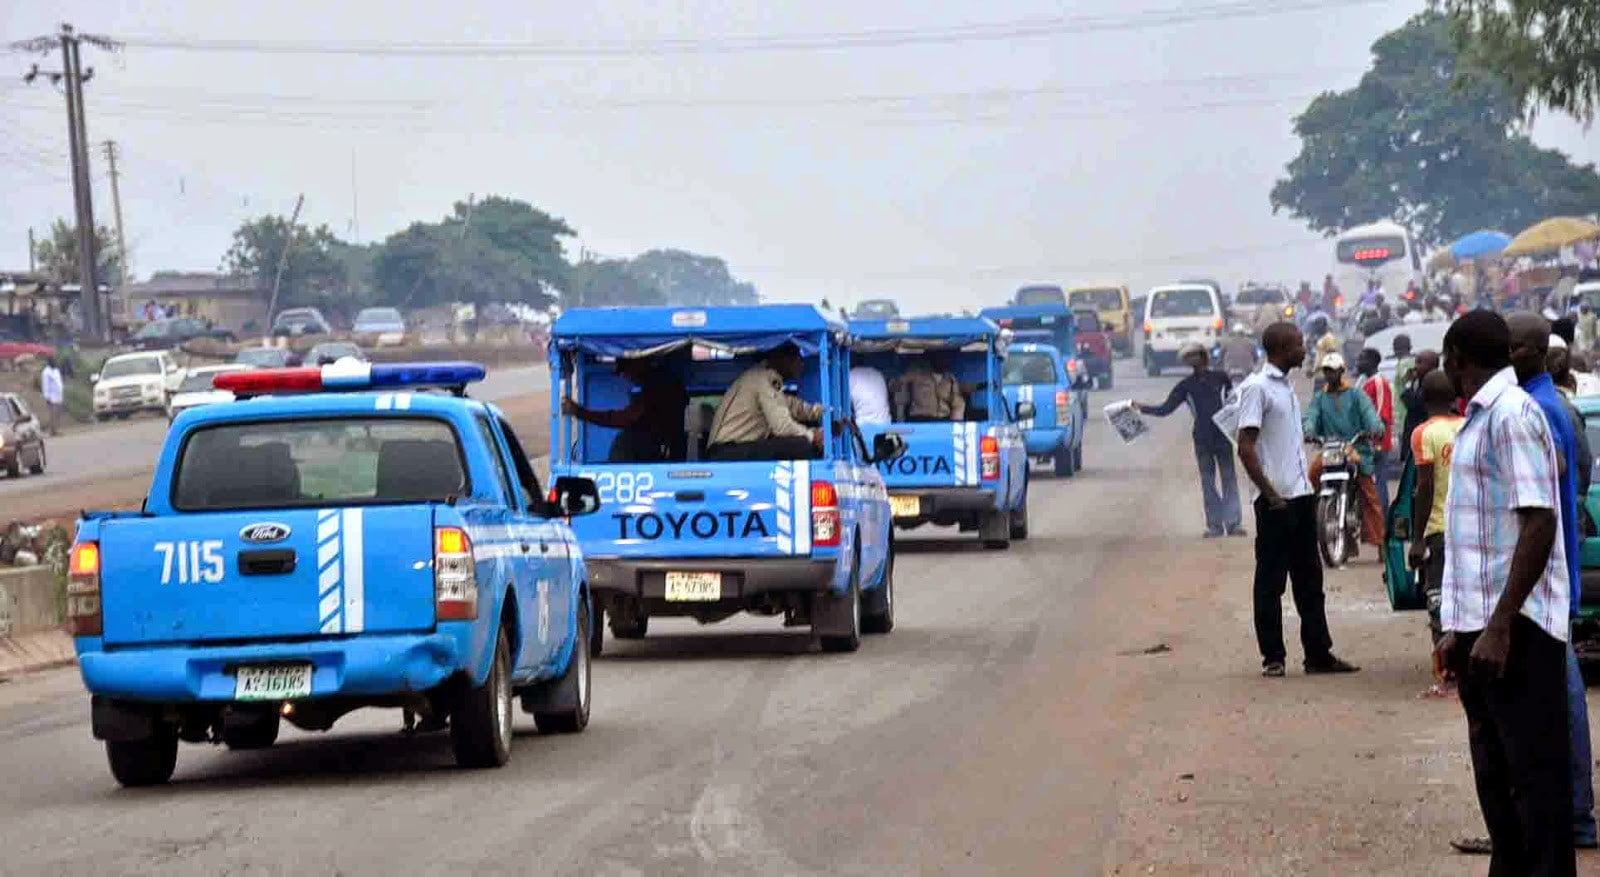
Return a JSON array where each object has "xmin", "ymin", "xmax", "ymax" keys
[
  {"xmin": 1503, "ymin": 216, "xmax": 1600, "ymax": 258},
  {"xmin": 1449, "ymin": 229, "xmax": 1511, "ymax": 260}
]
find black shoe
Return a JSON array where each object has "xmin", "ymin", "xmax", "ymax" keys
[
  {"xmin": 1304, "ymin": 655, "xmax": 1360, "ymax": 674},
  {"xmin": 1262, "ymin": 661, "xmax": 1286, "ymax": 677},
  {"xmin": 1227, "ymin": 527, "xmax": 1248, "ymax": 537},
  {"xmin": 1450, "ymin": 836, "xmax": 1492, "ymax": 855}
]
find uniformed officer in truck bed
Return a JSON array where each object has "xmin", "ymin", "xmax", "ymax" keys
[
  {"xmin": 706, "ymin": 342, "xmax": 825, "ymax": 460},
  {"xmin": 891, "ymin": 352, "xmax": 965, "ymax": 422}
]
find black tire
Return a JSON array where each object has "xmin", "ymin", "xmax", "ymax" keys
[
  {"xmin": 609, "ymin": 611, "xmax": 648, "ymax": 640},
  {"xmin": 861, "ymin": 547, "xmax": 895, "ymax": 635},
  {"xmin": 27, "ymin": 444, "xmax": 45, "ymax": 475},
  {"xmin": 1073, "ymin": 442, "xmax": 1084, "ymax": 473},
  {"xmin": 451, "ymin": 626, "xmax": 514, "ymax": 768},
  {"xmin": 106, "ymin": 730, "xmax": 178, "ymax": 787},
  {"xmin": 1145, "ymin": 353, "xmax": 1160, "ymax": 377},
  {"xmin": 1009, "ymin": 487, "xmax": 1030, "ymax": 540},
  {"xmin": 531, "ymin": 598, "xmax": 592, "ymax": 734},
  {"xmin": 819, "ymin": 566, "xmax": 862, "ymax": 653},
  {"xmin": 1100, "ymin": 372, "xmax": 1114, "ymax": 390},
  {"xmin": 589, "ymin": 596, "xmax": 605, "ymax": 658},
  {"xmin": 222, "ymin": 713, "xmax": 281, "ymax": 750},
  {"xmin": 1054, "ymin": 446, "xmax": 1075, "ymax": 478}
]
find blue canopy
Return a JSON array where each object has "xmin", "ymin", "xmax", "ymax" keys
[
  {"xmin": 1450, "ymin": 230, "xmax": 1512, "ymax": 261},
  {"xmin": 848, "ymin": 316, "xmax": 1004, "ymax": 353},
  {"xmin": 553, "ymin": 304, "xmax": 843, "ymax": 358}
]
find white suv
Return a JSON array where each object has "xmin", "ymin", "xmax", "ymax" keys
[
  {"xmin": 93, "ymin": 351, "xmax": 181, "ymax": 419},
  {"xmin": 1142, "ymin": 284, "xmax": 1225, "ymax": 377}
]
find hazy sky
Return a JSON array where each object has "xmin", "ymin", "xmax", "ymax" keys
[{"xmin": 1, "ymin": 0, "xmax": 1595, "ymax": 313}]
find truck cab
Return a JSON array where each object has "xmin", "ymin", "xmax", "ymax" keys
[
  {"xmin": 1000, "ymin": 343, "xmax": 1086, "ymax": 478},
  {"xmin": 849, "ymin": 317, "xmax": 1030, "ymax": 549},
  {"xmin": 71, "ymin": 361, "xmax": 600, "ymax": 786},
  {"xmin": 548, "ymin": 305, "xmax": 905, "ymax": 654}
]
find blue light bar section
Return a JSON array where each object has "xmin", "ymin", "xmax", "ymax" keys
[{"xmin": 367, "ymin": 361, "xmax": 486, "ymax": 388}]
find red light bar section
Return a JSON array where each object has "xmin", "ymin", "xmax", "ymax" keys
[
  {"xmin": 1352, "ymin": 247, "xmax": 1391, "ymax": 261},
  {"xmin": 213, "ymin": 367, "xmax": 323, "ymax": 394}
]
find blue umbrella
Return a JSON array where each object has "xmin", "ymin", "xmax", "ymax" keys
[{"xmin": 1450, "ymin": 229, "xmax": 1512, "ymax": 260}]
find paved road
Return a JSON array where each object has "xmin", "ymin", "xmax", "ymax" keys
[
  {"xmin": 0, "ymin": 364, "xmax": 549, "ymax": 501},
  {"xmin": 0, "ymin": 358, "xmax": 1188, "ymax": 875}
]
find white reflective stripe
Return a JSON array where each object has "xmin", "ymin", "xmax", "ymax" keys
[
  {"xmin": 317, "ymin": 511, "xmax": 343, "ymax": 633},
  {"xmin": 793, "ymin": 460, "xmax": 812, "ymax": 555},
  {"xmin": 341, "ymin": 508, "xmax": 365, "ymax": 633},
  {"xmin": 966, "ymin": 423, "xmax": 980, "ymax": 484},
  {"xmin": 375, "ymin": 394, "xmax": 393, "ymax": 411},
  {"xmin": 773, "ymin": 462, "xmax": 795, "ymax": 555},
  {"xmin": 394, "ymin": 393, "xmax": 412, "ymax": 411}
]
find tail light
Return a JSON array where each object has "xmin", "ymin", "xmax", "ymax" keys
[
  {"xmin": 1055, "ymin": 389, "xmax": 1070, "ymax": 421},
  {"xmin": 67, "ymin": 541, "xmax": 102, "ymax": 636},
  {"xmin": 981, "ymin": 436, "xmax": 1001, "ymax": 480},
  {"xmin": 1335, "ymin": 295, "xmax": 1345, "ymax": 308},
  {"xmin": 997, "ymin": 318, "xmax": 1013, "ymax": 328},
  {"xmin": 1143, "ymin": 320, "xmax": 1153, "ymax": 335},
  {"xmin": 1211, "ymin": 317, "xmax": 1224, "ymax": 331},
  {"xmin": 811, "ymin": 481, "xmax": 840, "ymax": 547},
  {"xmin": 434, "ymin": 527, "xmax": 478, "ymax": 621}
]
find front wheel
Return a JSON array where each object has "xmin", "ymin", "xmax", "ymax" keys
[
  {"xmin": 1317, "ymin": 492, "xmax": 1346, "ymax": 569},
  {"xmin": 451, "ymin": 626, "xmax": 514, "ymax": 768},
  {"xmin": 528, "ymin": 597, "xmax": 592, "ymax": 734},
  {"xmin": 106, "ymin": 729, "xmax": 179, "ymax": 787},
  {"xmin": 862, "ymin": 547, "xmax": 895, "ymax": 635}
]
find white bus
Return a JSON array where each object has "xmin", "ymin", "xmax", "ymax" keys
[{"xmin": 1333, "ymin": 220, "xmax": 1422, "ymax": 306}]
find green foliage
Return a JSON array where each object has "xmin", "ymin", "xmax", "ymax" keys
[
  {"xmin": 371, "ymin": 196, "xmax": 574, "ymax": 309},
  {"xmin": 32, "ymin": 218, "xmax": 120, "ymax": 286},
  {"xmin": 222, "ymin": 215, "xmax": 358, "ymax": 315},
  {"xmin": 625, "ymin": 249, "xmax": 759, "ymax": 306},
  {"xmin": 568, "ymin": 259, "xmax": 667, "ymax": 308},
  {"xmin": 1271, "ymin": 13, "xmax": 1600, "ymax": 248},
  {"xmin": 1439, "ymin": 0, "xmax": 1600, "ymax": 124}
]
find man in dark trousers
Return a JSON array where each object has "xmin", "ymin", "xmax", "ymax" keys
[
  {"xmin": 1136, "ymin": 342, "xmax": 1243, "ymax": 538},
  {"xmin": 1435, "ymin": 310, "xmax": 1573, "ymax": 875},
  {"xmin": 1235, "ymin": 322, "xmax": 1360, "ymax": 678}
]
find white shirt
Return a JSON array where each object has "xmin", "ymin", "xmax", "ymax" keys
[
  {"xmin": 1576, "ymin": 371, "xmax": 1600, "ymax": 398},
  {"xmin": 1234, "ymin": 362, "xmax": 1314, "ymax": 502},
  {"xmin": 39, "ymin": 365, "xmax": 63, "ymax": 405},
  {"xmin": 849, "ymin": 366, "xmax": 891, "ymax": 425}
]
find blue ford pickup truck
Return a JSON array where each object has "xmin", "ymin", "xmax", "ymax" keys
[
  {"xmin": 70, "ymin": 361, "xmax": 601, "ymax": 786},
  {"xmin": 850, "ymin": 317, "xmax": 1031, "ymax": 549},
  {"xmin": 1000, "ymin": 342, "xmax": 1087, "ymax": 478},
  {"xmin": 548, "ymin": 305, "xmax": 905, "ymax": 653}
]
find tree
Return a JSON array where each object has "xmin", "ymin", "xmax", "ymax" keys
[
  {"xmin": 626, "ymin": 249, "xmax": 759, "ymax": 306},
  {"xmin": 1270, "ymin": 13, "xmax": 1600, "ymax": 248},
  {"xmin": 568, "ymin": 258, "xmax": 666, "ymax": 308},
  {"xmin": 32, "ymin": 218, "xmax": 120, "ymax": 286},
  {"xmin": 371, "ymin": 196, "xmax": 574, "ymax": 309},
  {"xmin": 222, "ymin": 215, "xmax": 354, "ymax": 315},
  {"xmin": 1440, "ymin": 0, "xmax": 1600, "ymax": 123}
]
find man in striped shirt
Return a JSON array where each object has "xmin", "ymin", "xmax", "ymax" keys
[{"xmin": 1435, "ymin": 311, "xmax": 1573, "ymax": 876}]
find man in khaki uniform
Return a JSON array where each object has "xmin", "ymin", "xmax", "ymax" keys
[
  {"xmin": 891, "ymin": 352, "xmax": 965, "ymax": 422},
  {"xmin": 706, "ymin": 343, "xmax": 825, "ymax": 460}
]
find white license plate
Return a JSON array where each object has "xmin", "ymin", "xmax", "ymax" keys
[
  {"xmin": 889, "ymin": 495, "xmax": 922, "ymax": 518},
  {"xmin": 234, "ymin": 664, "xmax": 313, "ymax": 701},
  {"xmin": 665, "ymin": 571, "xmax": 722, "ymax": 602}
]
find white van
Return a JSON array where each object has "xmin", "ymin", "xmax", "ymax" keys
[{"xmin": 1142, "ymin": 283, "xmax": 1224, "ymax": 377}]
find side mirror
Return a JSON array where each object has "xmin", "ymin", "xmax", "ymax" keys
[
  {"xmin": 551, "ymin": 475, "xmax": 601, "ymax": 517},
  {"xmin": 870, "ymin": 432, "xmax": 907, "ymax": 464},
  {"xmin": 1015, "ymin": 401, "xmax": 1036, "ymax": 421},
  {"xmin": 89, "ymin": 372, "xmax": 100, "ymax": 383}
]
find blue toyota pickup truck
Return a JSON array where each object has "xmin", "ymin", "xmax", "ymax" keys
[
  {"xmin": 850, "ymin": 317, "xmax": 1031, "ymax": 548},
  {"xmin": 548, "ymin": 305, "xmax": 905, "ymax": 653},
  {"xmin": 69, "ymin": 361, "xmax": 601, "ymax": 786},
  {"xmin": 1000, "ymin": 342, "xmax": 1087, "ymax": 478}
]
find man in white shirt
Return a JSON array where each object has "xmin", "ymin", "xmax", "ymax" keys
[
  {"xmin": 1235, "ymin": 322, "xmax": 1359, "ymax": 678},
  {"xmin": 39, "ymin": 357, "xmax": 64, "ymax": 436},
  {"xmin": 849, "ymin": 365, "xmax": 891, "ymax": 426}
]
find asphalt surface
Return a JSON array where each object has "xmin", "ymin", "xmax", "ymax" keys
[
  {"xmin": 0, "ymin": 358, "xmax": 1181, "ymax": 875},
  {"xmin": 0, "ymin": 364, "xmax": 549, "ymax": 501}
]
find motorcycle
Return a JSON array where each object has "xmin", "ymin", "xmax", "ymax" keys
[{"xmin": 1315, "ymin": 439, "xmax": 1362, "ymax": 568}]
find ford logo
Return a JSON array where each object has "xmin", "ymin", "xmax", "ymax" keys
[{"xmin": 239, "ymin": 522, "xmax": 292, "ymax": 544}]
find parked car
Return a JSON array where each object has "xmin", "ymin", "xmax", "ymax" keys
[
  {"xmin": 165, "ymin": 364, "xmax": 253, "ymax": 421},
  {"xmin": 270, "ymin": 307, "xmax": 333, "ymax": 337},
  {"xmin": 93, "ymin": 351, "xmax": 182, "ymax": 419},
  {"xmin": 304, "ymin": 341, "xmax": 366, "ymax": 365},
  {"xmin": 234, "ymin": 346, "xmax": 297, "ymax": 368},
  {"xmin": 352, "ymin": 307, "xmax": 407, "ymax": 346},
  {"xmin": 128, "ymin": 317, "xmax": 236, "ymax": 351},
  {"xmin": 0, "ymin": 392, "xmax": 46, "ymax": 477}
]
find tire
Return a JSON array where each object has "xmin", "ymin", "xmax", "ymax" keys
[
  {"xmin": 1054, "ymin": 446, "xmax": 1075, "ymax": 478},
  {"xmin": 609, "ymin": 610, "xmax": 648, "ymax": 640},
  {"xmin": 819, "ymin": 565, "xmax": 862, "ymax": 653},
  {"xmin": 1317, "ymin": 493, "xmax": 1345, "ymax": 569},
  {"xmin": 27, "ymin": 444, "xmax": 45, "ymax": 475},
  {"xmin": 861, "ymin": 547, "xmax": 895, "ymax": 635},
  {"xmin": 530, "ymin": 597, "xmax": 592, "ymax": 734},
  {"xmin": 1100, "ymin": 372, "xmax": 1114, "ymax": 391},
  {"xmin": 589, "ymin": 596, "xmax": 605, "ymax": 658},
  {"xmin": 451, "ymin": 626, "xmax": 514, "ymax": 768},
  {"xmin": 1009, "ymin": 486, "xmax": 1030, "ymax": 540},
  {"xmin": 222, "ymin": 713, "xmax": 281, "ymax": 750},
  {"xmin": 106, "ymin": 730, "xmax": 178, "ymax": 787},
  {"xmin": 1144, "ymin": 353, "xmax": 1160, "ymax": 377},
  {"xmin": 1073, "ymin": 442, "xmax": 1084, "ymax": 473}
]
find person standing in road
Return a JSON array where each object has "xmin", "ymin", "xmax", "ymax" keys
[
  {"xmin": 1408, "ymin": 371, "xmax": 1464, "ymax": 645},
  {"xmin": 1399, "ymin": 350, "xmax": 1441, "ymax": 460},
  {"xmin": 1391, "ymin": 335, "xmax": 1415, "ymax": 440},
  {"xmin": 38, "ymin": 357, "xmax": 64, "ymax": 437},
  {"xmin": 1135, "ymin": 342, "xmax": 1244, "ymax": 539},
  {"xmin": 1434, "ymin": 311, "xmax": 1573, "ymax": 875},
  {"xmin": 1355, "ymin": 348, "xmax": 1396, "ymax": 510},
  {"xmin": 1236, "ymin": 322, "xmax": 1360, "ymax": 678}
]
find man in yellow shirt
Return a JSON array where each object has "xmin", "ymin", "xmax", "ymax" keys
[{"xmin": 1407, "ymin": 370, "xmax": 1465, "ymax": 643}]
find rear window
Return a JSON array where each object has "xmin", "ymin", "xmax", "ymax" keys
[
  {"xmin": 1015, "ymin": 286, "xmax": 1066, "ymax": 306},
  {"xmin": 1074, "ymin": 311, "xmax": 1100, "ymax": 332},
  {"xmin": 1234, "ymin": 288, "xmax": 1285, "ymax": 305},
  {"xmin": 1068, "ymin": 288, "xmax": 1123, "ymax": 309},
  {"xmin": 1149, "ymin": 289, "xmax": 1216, "ymax": 318},
  {"xmin": 178, "ymin": 371, "xmax": 228, "ymax": 392},
  {"xmin": 173, "ymin": 417, "xmax": 468, "ymax": 511},
  {"xmin": 1003, "ymin": 352, "xmax": 1058, "ymax": 386}
]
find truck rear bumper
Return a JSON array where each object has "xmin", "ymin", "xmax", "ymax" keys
[
  {"xmin": 77, "ymin": 632, "xmax": 463, "ymax": 702},
  {"xmin": 1022, "ymin": 428, "xmax": 1068, "ymax": 456},
  {"xmin": 889, "ymin": 487, "xmax": 999, "ymax": 524},
  {"xmin": 586, "ymin": 557, "xmax": 836, "ymax": 598}
]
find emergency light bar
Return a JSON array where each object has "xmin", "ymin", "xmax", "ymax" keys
[{"xmin": 213, "ymin": 360, "xmax": 487, "ymax": 396}]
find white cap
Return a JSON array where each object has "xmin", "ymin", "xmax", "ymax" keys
[
  {"xmin": 1551, "ymin": 334, "xmax": 1569, "ymax": 349},
  {"xmin": 1179, "ymin": 341, "xmax": 1207, "ymax": 358},
  {"xmin": 1321, "ymin": 352, "xmax": 1347, "ymax": 370}
]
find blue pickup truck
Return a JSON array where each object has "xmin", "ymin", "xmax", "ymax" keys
[
  {"xmin": 548, "ymin": 305, "xmax": 905, "ymax": 653},
  {"xmin": 69, "ymin": 361, "xmax": 601, "ymax": 786},
  {"xmin": 1000, "ymin": 342, "xmax": 1087, "ymax": 477},
  {"xmin": 850, "ymin": 317, "xmax": 1031, "ymax": 548}
]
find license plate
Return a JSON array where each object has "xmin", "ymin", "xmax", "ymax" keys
[
  {"xmin": 889, "ymin": 495, "xmax": 922, "ymax": 518},
  {"xmin": 234, "ymin": 664, "xmax": 312, "ymax": 701},
  {"xmin": 665, "ymin": 571, "xmax": 722, "ymax": 602}
]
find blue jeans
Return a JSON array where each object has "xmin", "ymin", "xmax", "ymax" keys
[
  {"xmin": 1568, "ymin": 643, "xmax": 1597, "ymax": 843},
  {"xmin": 1195, "ymin": 444, "xmax": 1242, "ymax": 534}
]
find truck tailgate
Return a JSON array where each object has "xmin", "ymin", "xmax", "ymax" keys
[
  {"xmin": 860, "ymin": 422, "xmax": 980, "ymax": 488},
  {"xmin": 99, "ymin": 506, "xmax": 437, "ymax": 646}
]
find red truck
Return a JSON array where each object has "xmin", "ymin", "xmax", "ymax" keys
[{"xmin": 1071, "ymin": 308, "xmax": 1114, "ymax": 390}]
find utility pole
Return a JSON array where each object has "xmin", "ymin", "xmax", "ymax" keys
[
  {"xmin": 265, "ymin": 195, "xmax": 305, "ymax": 323},
  {"xmin": 26, "ymin": 228, "xmax": 35, "ymax": 273},
  {"xmin": 12, "ymin": 24, "xmax": 121, "ymax": 342},
  {"xmin": 102, "ymin": 140, "xmax": 129, "ymax": 295}
]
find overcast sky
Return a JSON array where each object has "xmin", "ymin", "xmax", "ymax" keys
[{"xmin": 1, "ymin": 0, "xmax": 1595, "ymax": 313}]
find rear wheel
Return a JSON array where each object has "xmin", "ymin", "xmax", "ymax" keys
[
  {"xmin": 862, "ymin": 548, "xmax": 895, "ymax": 635},
  {"xmin": 819, "ymin": 565, "xmax": 862, "ymax": 653},
  {"xmin": 451, "ymin": 626, "xmax": 514, "ymax": 768},
  {"xmin": 609, "ymin": 604, "xmax": 648, "ymax": 640},
  {"xmin": 106, "ymin": 729, "xmax": 178, "ymax": 787},
  {"xmin": 1054, "ymin": 446, "xmax": 1075, "ymax": 478},
  {"xmin": 222, "ymin": 712, "xmax": 280, "ymax": 750},
  {"xmin": 530, "ymin": 598, "xmax": 592, "ymax": 734},
  {"xmin": 1009, "ymin": 486, "xmax": 1030, "ymax": 540}
]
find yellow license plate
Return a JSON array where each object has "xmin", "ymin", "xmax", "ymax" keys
[
  {"xmin": 889, "ymin": 495, "xmax": 922, "ymax": 518},
  {"xmin": 664, "ymin": 571, "xmax": 722, "ymax": 602}
]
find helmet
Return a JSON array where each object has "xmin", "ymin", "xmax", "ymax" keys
[{"xmin": 1321, "ymin": 352, "xmax": 1346, "ymax": 371}]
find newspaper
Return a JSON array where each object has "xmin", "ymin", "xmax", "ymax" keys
[
  {"xmin": 1211, "ymin": 386, "xmax": 1243, "ymax": 446},
  {"xmin": 1102, "ymin": 399, "xmax": 1149, "ymax": 444}
]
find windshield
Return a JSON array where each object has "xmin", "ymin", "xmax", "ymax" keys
[
  {"xmin": 356, "ymin": 308, "xmax": 402, "ymax": 324},
  {"xmin": 133, "ymin": 322, "xmax": 168, "ymax": 339},
  {"xmin": 173, "ymin": 417, "xmax": 468, "ymax": 511},
  {"xmin": 178, "ymin": 371, "xmax": 230, "ymax": 392},
  {"xmin": 1149, "ymin": 289, "xmax": 1215, "ymax": 318},
  {"xmin": 1015, "ymin": 286, "xmax": 1066, "ymax": 307},
  {"xmin": 101, "ymin": 357, "xmax": 163, "ymax": 379},
  {"xmin": 236, "ymin": 348, "xmax": 290, "ymax": 367},
  {"xmin": 1074, "ymin": 311, "xmax": 1100, "ymax": 332},
  {"xmin": 1003, "ymin": 352, "xmax": 1058, "ymax": 386},
  {"xmin": 853, "ymin": 301, "xmax": 898, "ymax": 318},
  {"xmin": 1068, "ymin": 288, "xmax": 1123, "ymax": 309},
  {"xmin": 1336, "ymin": 235, "xmax": 1407, "ymax": 264}
]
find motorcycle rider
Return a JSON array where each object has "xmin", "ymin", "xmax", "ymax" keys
[{"xmin": 1303, "ymin": 353, "xmax": 1387, "ymax": 554}]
